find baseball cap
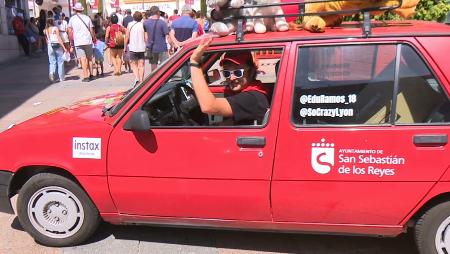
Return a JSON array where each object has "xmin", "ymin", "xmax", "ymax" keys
[{"xmin": 219, "ymin": 51, "xmax": 254, "ymax": 67}]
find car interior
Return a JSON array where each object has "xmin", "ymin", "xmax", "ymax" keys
[{"xmin": 142, "ymin": 48, "xmax": 282, "ymax": 127}]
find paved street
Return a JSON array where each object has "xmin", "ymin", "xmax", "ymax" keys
[{"xmin": 0, "ymin": 54, "xmax": 420, "ymax": 254}]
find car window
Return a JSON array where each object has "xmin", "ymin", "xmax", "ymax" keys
[
  {"xmin": 291, "ymin": 43, "xmax": 450, "ymax": 126},
  {"xmin": 396, "ymin": 45, "xmax": 450, "ymax": 124},
  {"xmin": 142, "ymin": 48, "xmax": 283, "ymax": 128},
  {"xmin": 292, "ymin": 44, "xmax": 397, "ymax": 125}
]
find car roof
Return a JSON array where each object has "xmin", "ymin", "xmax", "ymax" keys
[{"xmin": 187, "ymin": 21, "xmax": 450, "ymax": 46}]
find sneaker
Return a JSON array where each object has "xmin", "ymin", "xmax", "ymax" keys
[
  {"xmin": 49, "ymin": 73, "xmax": 54, "ymax": 82},
  {"xmin": 89, "ymin": 75, "xmax": 94, "ymax": 81},
  {"xmin": 82, "ymin": 78, "xmax": 90, "ymax": 82}
]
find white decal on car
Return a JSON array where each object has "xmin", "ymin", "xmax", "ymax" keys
[{"xmin": 72, "ymin": 137, "xmax": 101, "ymax": 159}]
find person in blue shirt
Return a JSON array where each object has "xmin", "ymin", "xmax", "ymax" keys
[
  {"xmin": 144, "ymin": 6, "xmax": 169, "ymax": 71},
  {"xmin": 169, "ymin": 5, "xmax": 198, "ymax": 51}
]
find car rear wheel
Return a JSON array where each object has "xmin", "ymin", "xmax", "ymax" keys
[
  {"xmin": 415, "ymin": 201, "xmax": 450, "ymax": 254},
  {"xmin": 17, "ymin": 173, "xmax": 100, "ymax": 247}
]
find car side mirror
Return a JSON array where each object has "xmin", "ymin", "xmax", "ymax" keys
[
  {"xmin": 207, "ymin": 69, "xmax": 221, "ymax": 83},
  {"xmin": 123, "ymin": 110, "xmax": 151, "ymax": 132}
]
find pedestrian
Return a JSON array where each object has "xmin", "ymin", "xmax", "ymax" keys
[
  {"xmin": 105, "ymin": 14, "xmax": 126, "ymax": 75},
  {"xmin": 124, "ymin": 11, "xmax": 146, "ymax": 84},
  {"xmin": 168, "ymin": 9, "xmax": 180, "ymax": 25},
  {"xmin": 115, "ymin": 7, "xmax": 124, "ymax": 26},
  {"xmin": 12, "ymin": 13, "xmax": 30, "ymax": 56},
  {"xmin": 93, "ymin": 36, "xmax": 106, "ymax": 76},
  {"xmin": 144, "ymin": 6, "xmax": 169, "ymax": 72},
  {"xmin": 93, "ymin": 13, "xmax": 105, "ymax": 40},
  {"xmin": 102, "ymin": 17, "xmax": 113, "ymax": 67},
  {"xmin": 26, "ymin": 18, "xmax": 40, "ymax": 54},
  {"xmin": 38, "ymin": 10, "xmax": 47, "ymax": 51},
  {"xmin": 123, "ymin": 9, "xmax": 133, "ymax": 28},
  {"xmin": 194, "ymin": 10, "xmax": 205, "ymax": 36},
  {"xmin": 45, "ymin": 18, "xmax": 69, "ymax": 82},
  {"xmin": 169, "ymin": 5, "xmax": 198, "ymax": 52},
  {"xmin": 68, "ymin": 2, "xmax": 95, "ymax": 82},
  {"xmin": 57, "ymin": 13, "xmax": 70, "ymax": 50}
]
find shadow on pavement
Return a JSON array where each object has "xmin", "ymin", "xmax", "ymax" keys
[
  {"xmin": 83, "ymin": 222, "xmax": 420, "ymax": 253},
  {"xmin": 0, "ymin": 54, "xmax": 76, "ymax": 120}
]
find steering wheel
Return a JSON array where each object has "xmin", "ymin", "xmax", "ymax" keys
[{"xmin": 173, "ymin": 83, "xmax": 209, "ymax": 126}]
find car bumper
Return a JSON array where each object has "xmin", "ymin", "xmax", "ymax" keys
[{"xmin": 0, "ymin": 171, "xmax": 14, "ymax": 214}]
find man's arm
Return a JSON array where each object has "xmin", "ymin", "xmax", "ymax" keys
[
  {"xmin": 190, "ymin": 35, "xmax": 232, "ymax": 116},
  {"xmin": 169, "ymin": 29, "xmax": 180, "ymax": 49}
]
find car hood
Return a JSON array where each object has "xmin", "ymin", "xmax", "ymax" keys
[{"xmin": 5, "ymin": 92, "xmax": 125, "ymax": 133}]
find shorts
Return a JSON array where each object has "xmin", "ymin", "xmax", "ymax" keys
[
  {"xmin": 75, "ymin": 44, "xmax": 93, "ymax": 59},
  {"xmin": 146, "ymin": 50, "xmax": 168, "ymax": 65},
  {"xmin": 130, "ymin": 51, "xmax": 145, "ymax": 61}
]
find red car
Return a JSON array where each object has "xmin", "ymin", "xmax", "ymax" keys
[{"xmin": 0, "ymin": 7, "xmax": 449, "ymax": 254}]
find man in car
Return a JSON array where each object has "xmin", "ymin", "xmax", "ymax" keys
[{"xmin": 189, "ymin": 35, "xmax": 270, "ymax": 125}]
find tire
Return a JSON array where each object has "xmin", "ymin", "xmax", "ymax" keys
[
  {"xmin": 17, "ymin": 173, "xmax": 100, "ymax": 247},
  {"xmin": 415, "ymin": 201, "xmax": 450, "ymax": 254}
]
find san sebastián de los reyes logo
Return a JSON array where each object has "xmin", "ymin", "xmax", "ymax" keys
[{"xmin": 311, "ymin": 138, "xmax": 335, "ymax": 174}]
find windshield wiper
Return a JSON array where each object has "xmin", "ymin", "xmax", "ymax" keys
[{"xmin": 102, "ymin": 105, "xmax": 114, "ymax": 117}]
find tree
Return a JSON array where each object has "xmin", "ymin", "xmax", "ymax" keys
[
  {"xmin": 201, "ymin": 0, "xmax": 206, "ymax": 16},
  {"xmin": 414, "ymin": 0, "xmax": 450, "ymax": 22}
]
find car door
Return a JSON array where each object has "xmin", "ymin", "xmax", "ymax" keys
[
  {"xmin": 107, "ymin": 43, "xmax": 289, "ymax": 221},
  {"xmin": 272, "ymin": 39, "xmax": 450, "ymax": 226}
]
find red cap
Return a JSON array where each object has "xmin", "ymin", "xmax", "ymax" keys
[{"xmin": 219, "ymin": 51, "xmax": 254, "ymax": 67}]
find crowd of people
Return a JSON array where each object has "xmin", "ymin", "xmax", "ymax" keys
[{"xmin": 12, "ymin": 4, "xmax": 210, "ymax": 85}]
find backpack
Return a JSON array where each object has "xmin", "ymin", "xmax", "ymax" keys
[
  {"xmin": 114, "ymin": 29, "xmax": 124, "ymax": 47},
  {"xmin": 108, "ymin": 24, "xmax": 124, "ymax": 48}
]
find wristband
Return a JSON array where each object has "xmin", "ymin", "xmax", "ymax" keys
[{"xmin": 188, "ymin": 61, "xmax": 201, "ymax": 68}]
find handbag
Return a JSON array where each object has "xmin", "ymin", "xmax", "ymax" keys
[
  {"xmin": 51, "ymin": 43, "xmax": 60, "ymax": 49},
  {"xmin": 62, "ymin": 51, "xmax": 71, "ymax": 62}
]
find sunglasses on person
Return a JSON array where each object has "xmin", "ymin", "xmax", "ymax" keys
[{"xmin": 222, "ymin": 69, "xmax": 245, "ymax": 79}]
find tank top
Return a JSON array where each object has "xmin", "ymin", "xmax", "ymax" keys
[{"xmin": 47, "ymin": 26, "xmax": 60, "ymax": 44}]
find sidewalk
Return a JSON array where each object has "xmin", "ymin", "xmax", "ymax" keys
[{"xmin": 0, "ymin": 53, "xmax": 147, "ymax": 132}]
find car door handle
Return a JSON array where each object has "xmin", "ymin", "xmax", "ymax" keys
[
  {"xmin": 413, "ymin": 134, "xmax": 448, "ymax": 146},
  {"xmin": 237, "ymin": 136, "xmax": 266, "ymax": 148}
]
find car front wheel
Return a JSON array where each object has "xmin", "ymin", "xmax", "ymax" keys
[
  {"xmin": 17, "ymin": 173, "xmax": 100, "ymax": 247},
  {"xmin": 415, "ymin": 201, "xmax": 450, "ymax": 254}
]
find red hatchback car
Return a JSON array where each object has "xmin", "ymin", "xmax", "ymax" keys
[{"xmin": 0, "ymin": 5, "xmax": 449, "ymax": 254}]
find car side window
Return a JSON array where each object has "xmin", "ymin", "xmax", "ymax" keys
[
  {"xmin": 291, "ymin": 44, "xmax": 450, "ymax": 126},
  {"xmin": 142, "ymin": 48, "xmax": 282, "ymax": 128},
  {"xmin": 292, "ymin": 44, "xmax": 397, "ymax": 125},
  {"xmin": 396, "ymin": 45, "xmax": 450, "ymax": 124}
]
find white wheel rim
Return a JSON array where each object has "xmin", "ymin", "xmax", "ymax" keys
[
  {"xmin": 435, "ymin": 216, "xmax": 450, "ymax": 254},
  {"xmin": 27, "ymin": 186, "xmax": 85, "ymax": 239}
]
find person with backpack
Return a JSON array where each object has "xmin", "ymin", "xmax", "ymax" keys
[
  {"xmin": 68, "ymin": 3, "xmax": 96, "ymax": 82},
  {"xmin": 105, "ymin": 14, "xmax": 126, "ymax": 75}
]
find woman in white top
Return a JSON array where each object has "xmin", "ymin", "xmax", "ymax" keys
[
  {"xmin": 45, "ymin": 18, "xmax": 68, "ymax": 82},
  {"xmin": 124, "ymin": 11, "xmax": 147, "ymax": 84},
  {"xmin": 57, "ymin": 13, "xmax": 70, "ymax": 49}
]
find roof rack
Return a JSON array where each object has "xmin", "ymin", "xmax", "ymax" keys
[{"xmin": 213, "ymin": 0, "xmax": 403, "ymax": 42}]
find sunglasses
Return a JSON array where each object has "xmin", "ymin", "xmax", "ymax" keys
[{"xmin": 222, "ymin": 69, "xmax": 245, "ymax": 79}]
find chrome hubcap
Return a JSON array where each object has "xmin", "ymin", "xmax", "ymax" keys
[{"xmin": 28, "ymin": 186, "xmax": 84, "ymax": 239}]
